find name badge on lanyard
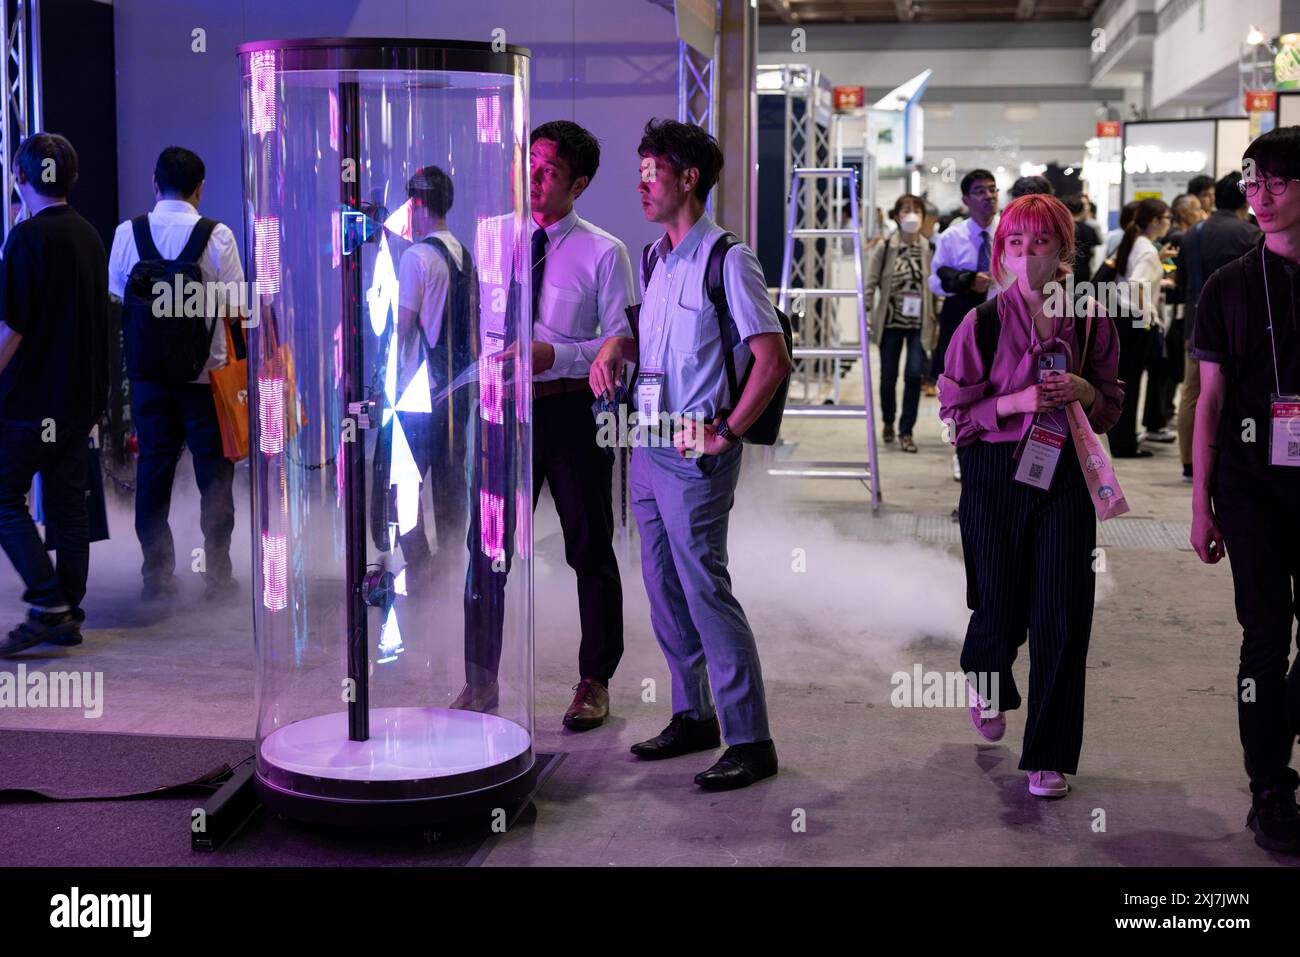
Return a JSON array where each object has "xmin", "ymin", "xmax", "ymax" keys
[
  {"xmin": 637, "ymin": 370, "xmax": 664, "ymax": 428},
  {"xmin": 1014, "ymin": 352, "xmax": 1069, "ymax": 490},
  {"xmin": 901, "ymin": 291, "xmax": 922, "ymax": 318},
  {"xmin": 1258, "ymin": 246, "xmax": 1299, "ymax": 468},
  {"xmin": 1014, "ymin": 412, "xmax": 1068, "ymax": 489},
  {"xmin": 1269, "ymin": 394, "xmax": 1300, "ymax": 467}
]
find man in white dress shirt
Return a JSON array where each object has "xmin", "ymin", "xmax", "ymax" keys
[
  {"xmin": 454, "ymin": 121, "xmax": 636, "ymax": 731},
  {"xmin": 107, "ymin": 147, "xmax": 243, "ymax": 604}
]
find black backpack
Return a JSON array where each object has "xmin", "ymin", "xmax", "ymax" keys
[
  {"xmin": 420, "ymin": 236, "xmax": 478, "ymax": 383},
  {"xmin": 640, "ymin": 232, "xmax": 794, "ymax": 445},
  {"xmin": 369, "ymin": 236, "xmax": 477, "ymax": 551},
  {"xmin": 121, "ymin": 215, "xmax": 221, "ymax": 383}
]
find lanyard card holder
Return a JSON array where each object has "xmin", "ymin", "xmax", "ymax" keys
[
  {"xmin": 1269, "ymin": 394, "xmax": 1300, "ymax": 468},
  {"xmin": 1014, "ymin": 352, "xmax": 1069, "ymax": 490},
  {"xmin": 1014, "ymin": 410, "xmax": 1068, "ymax": 490}
]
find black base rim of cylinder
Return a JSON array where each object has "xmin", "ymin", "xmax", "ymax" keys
[{"xmin": 253, "ymin": 757, "xmax": 538, "ymax": 828}]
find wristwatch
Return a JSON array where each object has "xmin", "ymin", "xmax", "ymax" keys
[{"xmin": 715, "ymin": 419, "xmax": 738, "ymax": 444}]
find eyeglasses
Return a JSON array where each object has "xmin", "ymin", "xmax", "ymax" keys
[{"xmin": 1238, "ymin": 176, "xmax": 1300, "ymax": 197}]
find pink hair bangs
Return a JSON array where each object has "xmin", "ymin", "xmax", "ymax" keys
[{"xmin": 991, "ymin": 194, "xmax": 1077, "ymax": 286}]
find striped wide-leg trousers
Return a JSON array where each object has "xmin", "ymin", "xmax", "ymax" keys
[{"xmin": 956, "ymin": 439, "xmax": 1098, "ymax": 774}]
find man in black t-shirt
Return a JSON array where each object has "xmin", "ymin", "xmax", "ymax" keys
[
  {"xmin": 1190, "ymin": 126, "xmax": 1300, "ymax": 855},
  {"xmin": 0, "ymin": 134, "xmax": 110, "ymax": 655}
]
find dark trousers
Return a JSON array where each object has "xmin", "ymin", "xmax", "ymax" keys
[
  {"xmin": 931, "ymin": 306, "xmax": 964, "ymax": 382},
  {"xmin": 396, "ymin": 401, "xmax": 468, "ymax": 572},
  {"xmin": 130, "ymin": 379, "xmax": 235, "ymax": 586},
  {"xmin": 879, "ymin": 327, "xmax": 923, "ymax": 436},
  {"xmin": 463, "ymin": 388, "xmax": 624, "ymax": 686},
  {"xmin": 957, "ymin": 440, "xmax": 1097, "ymax": 774},
  {"xmin": 0, "ymin": 419, "xmax": 90, "ymax": 610},
  {"xmin": 1161, "ymin": 315, "xmax": 1185, "ymax": 421},
  {"xmin": 1214, "ymin": 478, "xmax": 1300, "ymax": 798},
  {"xmin": 931, "ymin": 292, "xmax": 980, "ymax": 381},
  {"xmin": 1110, "ymin": 320, "xmax": 1156, "ymax": 454},
  {"xmin": 1143, "ymin": 325, "xmax": 1168, "ymax": 432}
]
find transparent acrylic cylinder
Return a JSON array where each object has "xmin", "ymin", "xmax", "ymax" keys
[{"xmin": 238, "ymin": 39, "xmax": 533, "ymax": 821}]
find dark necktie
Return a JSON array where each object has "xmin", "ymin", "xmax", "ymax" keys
[
  {"xmin": 531, "ymin": 228, "xmax": 548, "ymax": 324},
  {"xmin": 976, "ymin": 229, "xmax": 990, "ymax": 274}
]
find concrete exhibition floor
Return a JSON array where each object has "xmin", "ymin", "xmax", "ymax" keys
[{"xmin": 0, "ymin": 364, "xmax": 1293, "ymax": 868}]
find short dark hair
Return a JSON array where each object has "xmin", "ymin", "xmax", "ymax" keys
[
  {"xmin": 1063, "ymin": 194, "xmax": 1085, "ymax": 216},
  {"xmin": 1243, "ymin": 125, "xmax": 1300, "ymax": 182},
  {"xmin": 14, "ymin": 133, "xmax": 78, "ymax": 198},
  {"xmin": 1214, "ymin": 172, "xmax": 1247, "ymax": 212},
  {"xmin": 154, "ymin": 145, "xmax": 206, "ymax": 197},
  {"xmin": 531, "ymin": 120, "xmax": 600, "ymax": 186},
  {"xmin": 960, "ymin": 169, "xmax": 995, "ymax": 197},
  {"xmin": 1008, "ymin": 175, "xmax": 1054, "ymax": 199},
  {"xmin": 407, "ymin": 165, "xmax": 453, "ymax": 218},
  {"xmin": 637, "ymin": 118, "xmax": 724, "ymax": 200},
  {"xmin": 1187, "ymin": 174, "xmax": 1215, "ymax": 197}
]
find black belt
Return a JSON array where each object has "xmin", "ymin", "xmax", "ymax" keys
[{"xmin": 533, "ymin": 377, "xmax": 589, "ymax": 400}]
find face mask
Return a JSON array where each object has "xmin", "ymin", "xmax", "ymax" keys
[
  {"xmin": 899, "ymin": 212, "xmax": 922, "ymax": 234},
  {"xmin": 1002, "ymin": 253, "xmax": 1059, "ymax": 290}
]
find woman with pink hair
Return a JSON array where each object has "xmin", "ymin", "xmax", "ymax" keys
[{"xmin": 938, "ymin": 194, "xmax": 1124, "ymax": 799}]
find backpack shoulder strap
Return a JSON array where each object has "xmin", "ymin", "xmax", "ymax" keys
[
  {"xmin": 421, "ymin": 234, "xmax": 468, "ymax": 279},
  {"xmin": 706, "ymin": 232, "xmax": 744, "ymax": 401},
  {"xmin": 177, "ymin": 217, "xmax": 219, "ymax": 265},
  {"xmin": 705, "ymin": 231, "xmax": 742, "ymax": 310},
  {"xmin": 974, "ymin": 296, "xmax": 1001, "ymax": 374},
  {"xmin": 640, "ymin": 241, "xmax": 659, "ymax": 292},
  {"xmin": 131, "ymin": 215, "xmax": 162, "ymax": 263}
]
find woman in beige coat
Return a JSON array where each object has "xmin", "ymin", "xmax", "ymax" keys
[{"xmin": 864, "ymin": 194, "xmax": 938, "ymax": 452}]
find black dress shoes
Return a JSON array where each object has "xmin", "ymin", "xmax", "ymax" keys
[
  {"xmin": 630, "ymin": 712, "xmax": 721, "ymax": 760},
  {"xmin": 694, "ymin": 740, "xmax": 778, "ymax": 791}
]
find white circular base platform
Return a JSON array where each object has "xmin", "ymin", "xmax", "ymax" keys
[{"xmin": 260, "ymin": 706, "xmax": 531, "ymax": 784}]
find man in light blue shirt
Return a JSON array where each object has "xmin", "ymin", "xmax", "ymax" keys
[{"xmin": 591, "ymin": 119, "xmax": 792, "ymax": 791}]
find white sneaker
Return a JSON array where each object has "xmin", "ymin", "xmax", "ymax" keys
[
  {"xmin": 1027, "ymin": 770, "xmax": 1070, "ymax": 798},
  {"xmin": 951, "ymin": 453, "xmax": 962, "ymax": 482}
]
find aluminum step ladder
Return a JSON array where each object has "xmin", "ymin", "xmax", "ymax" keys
[{"xmin": 772, "ymin": 167, "xmax": 880, "ymax": 510}]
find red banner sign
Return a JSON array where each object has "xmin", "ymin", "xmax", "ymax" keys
[
  {"xmin": 833, "ymin": 86, "xmax": 865, "ymax": 110},
  {"xmin": 1245, "ymin": 90, "xmax": 1277, "ymax": 112},
  {"xmin": 1095, "ymin": 120, "xmax": 1121, "ymax": 138}
]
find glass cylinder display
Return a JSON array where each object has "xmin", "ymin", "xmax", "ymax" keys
[{"xmin": 238, "ymin": 38, "xmax": 534, "ymax": 825}]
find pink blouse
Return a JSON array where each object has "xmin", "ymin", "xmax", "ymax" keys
[{"xmin": 938, "ymin": 282, "xmax": 1124, "ymax": 447}]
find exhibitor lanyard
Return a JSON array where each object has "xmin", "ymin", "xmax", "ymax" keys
[
  {"xmin": 1261, "ymin": 244, "xmax": 1288, "ymax": 397},
  {"xmin": 1260, "ymin": 245, "xmax": 1300, "ymax": 467},
  {"xmin": 1013, "ymin": 292, "xmax": 1078, "ymax": 490}
]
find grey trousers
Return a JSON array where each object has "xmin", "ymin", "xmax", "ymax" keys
[{"xmin": 629, "ymin": 442, "xmax": 771, "ymax": 744}]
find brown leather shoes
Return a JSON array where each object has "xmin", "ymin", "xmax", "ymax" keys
[
  {"xmin": 563, "ymin": 678, "xmax": 609, "ymax": 731},
  {"xmin": 450, "ymin": 682, "xmax": 499, "ymax": 713}
]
